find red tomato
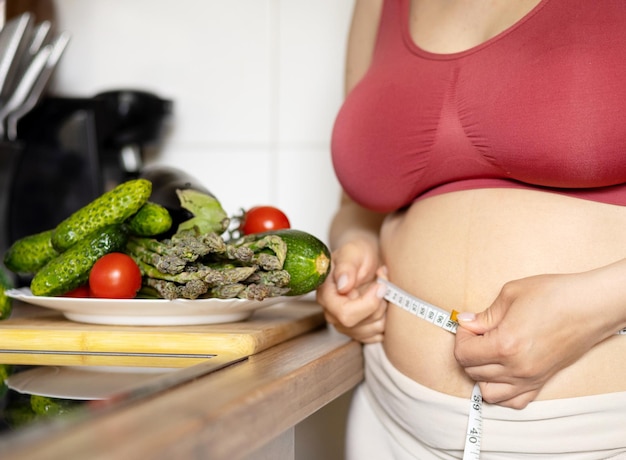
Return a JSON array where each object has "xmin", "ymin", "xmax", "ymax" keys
[
  {"xmin": 241, "ymin": 206, "xmax": 291, "ymax": 235},
  {"xmin": 63, "ymin": 285, "xmax": 91, "ymax": 298},
  {"xmin": 89, "ymin": 253, "xmax": 142, "ymax": 299}
]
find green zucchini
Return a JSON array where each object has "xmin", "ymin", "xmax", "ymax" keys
[
  {"xmin": 31, "ymin": 224, "xmax": 128, "ymax": 297},
  {"xmin": 3, "ymin": 229, "xmax": 60, "ymax": 274},
  {"xmin": 0, "ymin": 265, "xmax": 13, "ymax": 320},
  {"xmin": 243, "ymin": 229, "xmax": 331, "ymax": 296},
  {"xmin": 126, "ymin": 202, "xmax": 173, "ymax": 236},
  {"xmin": 51, "ymin": 179, "xmax": 151, "ymax": 252}
]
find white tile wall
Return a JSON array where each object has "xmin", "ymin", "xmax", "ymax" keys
[{"xmin": 49, "ymin": 0, "xmax": 353, "ymax": 241}]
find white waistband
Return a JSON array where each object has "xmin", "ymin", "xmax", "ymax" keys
[{"xmin": 361, "ymin": 342, "xmax": 626, "ymax": 458}]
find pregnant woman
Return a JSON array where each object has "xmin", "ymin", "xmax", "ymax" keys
[{"xmin": 317, "ymin": 0, "xmax": 626, "ymax": 458}]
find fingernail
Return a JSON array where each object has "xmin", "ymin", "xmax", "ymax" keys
[
  {"xmin": 456, "ymin": 312, "xmax": 476, "ymax": 322},
  {"xmin": 337, "ymin": 274, "xmax": 348, "ymax": 291},
  {"xmin": 376, "ymin": 283, "xmax": 387, "ymax": 299}
]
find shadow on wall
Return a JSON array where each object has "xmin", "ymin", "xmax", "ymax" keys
[{"xmin": 295, "ymin": 390, "xmax": 353, "ymax": 460}]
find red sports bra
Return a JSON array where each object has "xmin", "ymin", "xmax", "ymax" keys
[{"xmin": 331, "ymin": 0, "xmax": 626, "ymax": 213}]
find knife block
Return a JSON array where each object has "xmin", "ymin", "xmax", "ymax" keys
[
  {"xmin": 0, "ymin": 141, "xmax": 23, "ymax": 270},
  {"xmin": 8, "ymin": 98, "xmax": 105, "ymax": 242}
]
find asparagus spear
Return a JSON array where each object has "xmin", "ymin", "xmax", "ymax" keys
[
  {"xmin": 178, "ymin": 279, "xmax": 209, "ymax": 299},
  {"xmin": 207, "ymin": 283, "xmax": 246, "ymax": 299},
  {"xmin": 237, "ymin": 283, "xmax": 290, "ymax": 300},
  {"xmin": 134, "ymin": 257, "xmax": 258, "ymax": 286},
  {"xmin": 234, "ymin": 235, "xmax": 287, "ymax": 267},
  {"xmin": 145, "ymin": 278, "xmax": 179, "ymax": 300},
  {"xmin": 127, "ymin": 227, "xmax": 294, "ymax": 300},
  {"xmin": 244, "ymin": 269, "xmax": 290, "ymax": 287},
  {"xmin": 126, "ymin": 238, "xmax": 187, "ymax": 274},
  {"xmin": 205, "ymin": 283, "xmax": 288, "ymax": 300}
]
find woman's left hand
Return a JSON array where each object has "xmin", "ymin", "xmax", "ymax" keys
[{"xmin": 454, "ymin": 272, "xmax": 620, "ymax": 409}]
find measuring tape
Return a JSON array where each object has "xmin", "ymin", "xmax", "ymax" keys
[
  {"xmin": 378, "ymin": 278, "xmax": 482, "ymax": 459},
  {"xmin": 378, "ymin": 277, "xmax": 626, "ymax": 459}
]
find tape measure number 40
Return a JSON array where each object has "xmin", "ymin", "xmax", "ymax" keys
[{"xmin": 378, "ymin": 278, "xmax": 482, "ymax": 460}]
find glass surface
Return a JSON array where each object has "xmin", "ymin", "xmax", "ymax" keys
[
  {"xmin": 0, "ymin": 302, "xmax": 246, "ymax": 449},
  {"xmin": 0, "ymin": 357, "xmax": 245, "ymax": 449}
]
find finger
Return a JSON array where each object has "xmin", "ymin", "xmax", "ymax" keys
[
  {"xmin": 324, "ymin": 288, "xmax": 387, "ymax": 343},
  {"xmin": 478, "ymin": 382, "xmax": 539, "ymax": 409},
  {"xmin": 331, "ymin": 259, "xmax": 360, "ymax": 294},
  {"xmin": 370, "ymin": 300, "xmax": 388, "ymax": 321},
  {"xmin": 361, "ymin": 334, "xmax": 384, "ymax": 344},
  {"xmin": 462, "ymin": 362, "xmax": 508, "ymax": 384},
  {"xmin": 375, "ymin": 265, "xmax": 388, "ymax": 280},
  {"xmin": 456, "ymin": 291, "xmax": 511, "ymax": 335},
  {"xmin": 320, "ymin": 287, "xmax": 379, "ymax": 328},
  {"xmin": 333, "ymin": 316, "xmax": 386, "ymax": 343},
  {"xmin": 454, "ymin": 328, "xmax": 503, "ymax": 367},
  {"xmin": 324, "ymin": 291, "xmax": 389, "ymax": 327},
  {"xmin": 332, "ymin": 283, "xmax": 386, "ymax": 328},
  {"xmin": 316, "ymin": 272, "xmax": 350, "ymax": 307}
]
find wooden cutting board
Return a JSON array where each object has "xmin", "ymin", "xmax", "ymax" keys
[{"xmin": 0, "ymin": 300, "xmax": 325, "ymax": 367}]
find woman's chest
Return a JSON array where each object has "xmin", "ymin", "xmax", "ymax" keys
[{"xmin": 407, "ymin": 0, "xmax": 542, "ymax": 54}]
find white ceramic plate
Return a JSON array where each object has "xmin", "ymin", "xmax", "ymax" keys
[{"xmin": 5, "ymin": 287, "xmax": 290, "ymax": 326}]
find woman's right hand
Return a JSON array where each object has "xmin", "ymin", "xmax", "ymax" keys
[{"xmin": 316, "ymin": 234, "xmax": 387, "ymax": 343}]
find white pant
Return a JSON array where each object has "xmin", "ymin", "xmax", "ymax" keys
[{"xmin": 346, "ymin": 343, "xmax": 626, "ymax": 460}]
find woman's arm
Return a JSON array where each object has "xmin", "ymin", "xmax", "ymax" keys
[
  {"xmin": 343, "ymin": 0, "xmax": 383, "ymax": 94},
  {"xmin": 316, "ymin": 0, "xmax": 388, "ymax": 343},
  {"xmin": 331, "ymin": 0, "xmax": 385, "ymax": 250}
]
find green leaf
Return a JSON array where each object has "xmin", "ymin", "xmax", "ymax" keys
[{"xmin": 175, "ymin": 189, "xmax": 230, "ymax": 235}]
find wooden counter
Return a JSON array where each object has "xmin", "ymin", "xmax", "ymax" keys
[{"xmin": 0, "ymin": 326, "xmax": 364, "ymax": 459}]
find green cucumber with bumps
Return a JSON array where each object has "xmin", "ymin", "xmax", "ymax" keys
[
  {"xmin": 0, "ymin": 364, "xmax": 12, "ymax": 398},
  {"xmin": 30, "ymin": 395, "xmax": 80, "ymax": 417},
  {"xmin": 126, "ymin": 202, "xmax": 173, "ymax": 236},
  {"xmin": 0, "ymin": 266, "xmax": 13, "ymax": 320},
  {"xmin": 51, "ymin": 179, "xmax": 151, "ymax": 252},
  {"xmin": 3, "ymin": 229, "xmax": 60, "ymax": 274},
  {"xmin": 31, "ymin": 224, "xmax": 128, "ymax": 297},
  {"xmin": 242, "ymin": 229, "xmax": 331, "ymax": 296}
]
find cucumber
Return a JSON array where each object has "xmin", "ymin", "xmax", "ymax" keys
[
  {"xmin": 31, "ymin": 225, "xmax": 128, "ymax": 297},
  {"xmin": 244, "ymin": 229, "xmax": 331, "ymax": 296},
  {"xmin": 0, "ymin": 364, "xmax": 12, "ymax": 399},
  {"xmin": 3, "ymin": 229, "xmax": 60, "ymax": 274},
  {"xmin": 0, "ymin": 265, "xmax": 13, "ymax": 320},
  {"xmin": 126, "ymin": 202, "xmax": 173, "ymax": 236},
  {"xmin": 30, "ymin": 395, "xmax": 80, "ymax": 417},
  {"xmin": 4, "ymin": 396, "xmax": 40, "ymax": 428},
  {"xmin": 51, "ymin": 179, "xmax": 151, "ymax": 252}
]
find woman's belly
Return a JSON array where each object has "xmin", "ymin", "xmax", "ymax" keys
[{"xmin": 380, "ymin": 187, "xmax": 626, "ymax": 400}]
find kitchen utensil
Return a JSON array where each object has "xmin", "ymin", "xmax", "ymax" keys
[
  {"xmin": 0, "ymin": 12, "xmax": 32, "ymax": 101},
  {"xmin": 10, "ymin": 19, "xmax": 51, "ymax": 78},
  {"xmin": 6, "ymin": 31, "xmax": 70, "ymax": 140},
  {"xmin": 0, "ymin": 43, "xmax": 51, "ymax": 139},
  {"xmin": 24, "ymin": 20, "xmax": 51, "ymax": 55},
  {"xmin": 0, "ymin": 140, "xmax": 22, "ymax": 260}
]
